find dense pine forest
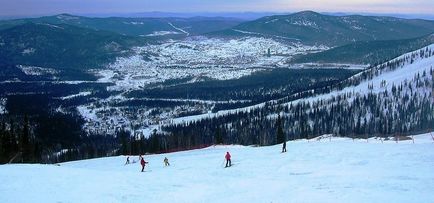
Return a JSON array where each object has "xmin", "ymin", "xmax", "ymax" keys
[{"xmin": 0, "ymin": 112, "xmax": 118, "ymax": 163}]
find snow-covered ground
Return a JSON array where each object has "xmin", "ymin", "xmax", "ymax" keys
[
  {"xmin": 98, "ymin": 37, "xmax": 328, "ymax": 91},
  {"xmin": 17, "ymin": 65, "xmax": 59, "ymax": 76},
  {"xmin": 58, "ymin": 91, "xmax": 92, "ymax": 100},
  {"xmin": 144, "ymin": 31, "xmax": 182, "ymax": 37},
  {"xmin": 1, "ymin": 132, "xmax": 433, "ymax": 203},
  {"xmin": 168, "ymin": 22, "xmax": 189, "ymax": 36}
]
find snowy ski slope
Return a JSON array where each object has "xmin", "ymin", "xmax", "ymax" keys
[{"xmin": 1, "ymin": 132, "xmax": 433, "ymax": 203}]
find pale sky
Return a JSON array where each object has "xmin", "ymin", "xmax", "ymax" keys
[{"xmin": 1, "ymin": 0, "xmax": 434, "ymax": 17}]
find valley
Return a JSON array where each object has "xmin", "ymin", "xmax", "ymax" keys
[
  {"xmin": 1, "ymin": 1, "xmax": 434, "ymax": 202},
  {"xmin": 0, "ymin": 11, "xmax": 432, "ymax": 163},
  {"xmin": 0, "ymin": 22, "xmax": 363, "ymax": 138}
]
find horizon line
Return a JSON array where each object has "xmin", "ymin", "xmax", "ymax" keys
[{"xmin": 1, "ymin": 10, "xmax": 434, "ymax": 20}]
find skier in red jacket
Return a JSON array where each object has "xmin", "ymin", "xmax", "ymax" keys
[
  {"xmin": 140, "ymin": 156, "xmax": 148, "ymax": 172},
  {"xmin": 225, "ymin": 152, "xmax": 232, "ymax": 167}
]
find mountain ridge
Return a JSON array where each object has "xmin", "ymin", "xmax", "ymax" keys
[
  {"xmin": 292, "ymin": 33, "xmax": 434, "ymax": 64},
  {"xmin": 0, "ymin": 22, "xmax": 145, "ymax": 70},
  {"xmin": 0, "ymin": 13, "xmax": 245, "ymax": 37},
  {"xmin": 208, "ymin": 10, "xmax": 434, "ymax": 46}
]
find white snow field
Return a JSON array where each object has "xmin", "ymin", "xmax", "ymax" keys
[{"xmin": 1, "ymin": 132, "xmax": 434, "ymax": 203}]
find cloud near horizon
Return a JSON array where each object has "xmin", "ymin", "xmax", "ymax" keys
[{"xmin": 1, "ymin": 0, "xmax": 433, "ymax": 16}]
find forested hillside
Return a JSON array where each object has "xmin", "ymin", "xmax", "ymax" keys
[
  {"xmin": 210, "ymin": 11, "xmax": 434, "ymax": 46},
  {"xmin": 293, "ymin": 34, "xmax": 434, "ymax": 65},
  {"xmin": 132, "ymin": 45, "xmax": 433, "ymax": 153}
]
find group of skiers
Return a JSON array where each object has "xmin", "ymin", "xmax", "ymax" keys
[
  {"xmin": 125, "ymin": 155, "xmax": 171, "ymax": 172},
  {"xmin": 123, "ymin": 141, "xmax": 290, "ymax": 172},
  {"xmin": 123, "ymin": 143, "xmax": 291, "ymax": 172},
  {"xmin": 124, "ymin": 151, "xmax": 233, "ymax": 172}
]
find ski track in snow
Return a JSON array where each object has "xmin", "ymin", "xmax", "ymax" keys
[
  {"xmin": 1, "ymin": 133, "xmax": 433, "ymax": 202},
  {"xmin": 232, "ymin": 29, "xmax": 301, "ymax": 41},
  {"xmin": 168, "ymin": 22, "xmax": 189, "ymax": 36}
]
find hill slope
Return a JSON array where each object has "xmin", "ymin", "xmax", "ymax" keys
[
  {"xmin": 0, "ymin": 133, "xmax": 433, "ymax": 202},
  {"xmin": 292, "ymin": 34, "xmax": 434, "ymax": 64},
  {"xmin": 160, "ymin": 44, "xmax": 433, "ymax": 146},
  {"xmin": 0, "ymin": 14, "xmax": 244, "ymax": 37},
  {"xmin": 212, "ymin": 11, "xmax": 434, "ymax": 46},
  {"xmin": 0, "ymin": 23, "xmax": 145, "ymax": 70}
]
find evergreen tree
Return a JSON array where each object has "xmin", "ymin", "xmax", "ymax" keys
[
  {"xmin": 117, "ymin": 129, "xmax": 129, "ymax": 155},
  {"xmin": 0, "ymin": 121, "xmax": 5, "ymax": 163},
  {"xmin": 215, "ymin": 127, "xmax": 223, "ymax": 144},
  {"xmin": 276, "ymin": 114, "xmax": 285, "ymax": 144},
  {"xmin": 150, "ymin": 129, "xmax": 160, "ymax": 153},
  {"xmin": 20, "ymin": 115, "xmax": 30, "ymax": 162}
]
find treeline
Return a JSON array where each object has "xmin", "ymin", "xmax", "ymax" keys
[
  {"xmin": 117, "ymin": 128, "xmax": 213, "ymax": 155},
  {"xmin": 0, "ymin": 106, "xmax": 118, "ymax": 164},
  {"xmin": 53, "ymin": 134, "xmax": 118, "ymax": 163},
  {"xmin": 0, "ymin": 116, "xmax": 40, "ymax": 163},
  {"xmin": 125, "ymin": 68, "xmax": 358, "ymax": 103}
]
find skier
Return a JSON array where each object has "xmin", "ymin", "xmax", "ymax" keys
[
  {"xmin": 225, "ymin": 152, "xmax": 232, "ymax": 167},
  {"xmin": 164, "ymin": 157, "xmax": 170, "ymax": 166},
  {"xmin": 139, "ymin": 154, "xmax": 143, "ymax": 163},
  {"xmin": 125, "ymin": 156, "xmax": 130, "ymax": 165},
  {"xmin": 282, "ymin": 141, "xmax": 287, "ymax": 153},
  {"xmin": 140, "ymin": 156, "xmax": 148, "ymax": 172}
]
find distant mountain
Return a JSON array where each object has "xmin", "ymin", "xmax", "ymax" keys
[
  {"xmin": 0, "ymin": 12, "xmax": 285, "ymax": 21},
  {"xmin": 292, "ymin": 34, "xmax": 434, "ymax": 65},
  {"xmin": 118, "ymin": 11, "xmax": 282, "ymax": 20},
  {"xmin": 210, "ymin": 11, "xmax": 434, "ymax": 46},
  {"xmin": 0, "ymin": 14, "xmax": 244, "ymax": 37},
  {"xmin": 0, "ymin": 23, "xmax": 144, "ymax": 70}
]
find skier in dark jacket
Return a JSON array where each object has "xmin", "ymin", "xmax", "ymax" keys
[
  {"xmin": 225, "ymin": 152, "xmax": 232, "ymax": 167},
  {"xmin": 125, "ymin": 156, "xmax": 130, "ymax": 165},
  {"xmin": 164, "ymin": 157, "xmax": 170, "ymax": 166},
  {"xmin": 282, "ymin": 141, "xmax": 287, "ymax": 153},
  {"xmin": 140, "ymin": 156, "xmax": 148, "ymax": 172}
]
